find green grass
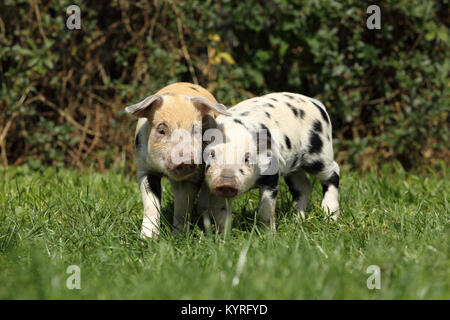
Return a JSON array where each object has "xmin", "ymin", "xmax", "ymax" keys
[{"xmin": 0, "ymin": 164, "xmax": 448, "ymax": 299}]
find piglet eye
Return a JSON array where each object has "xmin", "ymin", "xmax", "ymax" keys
[
  {"xmin": 209, "ymin": 150, "xmax": 216, "ymax": 158},
  {"xmin": 244, "ymin": 152, "xmax": 250, "ymax": 164},
  {"xmin": 156, "ymin": 123, "xmax": 169, "ymax": 137}
]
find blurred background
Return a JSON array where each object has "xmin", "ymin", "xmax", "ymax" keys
[{"xmin": 0, "ymin": 0, "xmax": 448, "ymax": 174}]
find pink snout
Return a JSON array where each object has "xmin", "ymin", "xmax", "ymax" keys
[
  {"xmin": 167, "ymin": 150, "xmax": 197, "ymax": 178},
  {"xmin": 214, "ymin": 176, "xmax": 239, "ymax": 198}
]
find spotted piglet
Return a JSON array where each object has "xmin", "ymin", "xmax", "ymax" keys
[{"xmin": 201, "ymin": 92, "xmax": 340, "ymax": 233}]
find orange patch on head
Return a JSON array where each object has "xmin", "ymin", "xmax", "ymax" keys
[
  {"xmin": 147, "ymin": 95, "xmax": 204, "ymax": 161},
  {"xmin": 152, "ymin": 95, "xmax": 202, "ymax": 131},
  {"xmin": 157, "ymin": 82, "xmax": 217, "ymax": 103}
]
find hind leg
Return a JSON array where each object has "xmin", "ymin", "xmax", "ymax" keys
[
  {"xmin": 316, "ymin": 161, "xmax": 340, "ymax": 220},
  {"xmin": 285, "ymin": 170, "xmax": 312, "ymax": 219}
]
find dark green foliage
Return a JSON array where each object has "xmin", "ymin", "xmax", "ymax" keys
[{"xmin": 0, "ymin": 0, "xmax": 448, "ymax": 171}]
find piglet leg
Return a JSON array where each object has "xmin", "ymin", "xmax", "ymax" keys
[
  {"xmin": 285, "ymin": 170, "xmax": 312, "ymax": 220},
  {"xmin": 318, "ymin": 161, "xmax": 340, "ymax": 220},
  {"xmin": 198, "ymin": 185, "xmax": 232, "ymax": 236},
  {"xmin": 139, "ymin": 173, "xmax": 162, "ymax": 238},
  {"xmin": 171, "ymin": 180, "xmax": 200, "ymax": 235}
]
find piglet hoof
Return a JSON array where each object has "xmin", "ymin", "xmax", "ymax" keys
[
  {"xmin": 139, "ymin": 234, "xmax": 157, "ymax": 247},
  {"xmin": 321, "ymin": 199, "xmax": 339, "ymax": 221},
  {"xmin": 330, "ymin": 211, "xmax": 339, "ymax": 221},
  {"xmin": 324, "ymin": 212, "xmax": 339, "ymax": 222},
  {"xmin": 261, "ymin": 222, "xmax": 277, "ymax": 233},
  {"xmin": 294, "ymin": 210, "xmax": 307, "ymax": 223},
  {"xmin": 140, "ymin": 228, "xmax": 159, "ymax": 241},
  {"xmin": 172, "ymin": 224, "xmax": 188, "ymax": 237},
  {"xmin": 321, "ymin": 206, "xmax": 339, "ymax": 222}
]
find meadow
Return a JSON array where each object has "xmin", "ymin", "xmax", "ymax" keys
[{"xmin": 0, "ymin": 164, "xmax": 448, "ymax": 299}]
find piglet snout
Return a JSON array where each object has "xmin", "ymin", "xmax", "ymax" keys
[
  {"xmin": 167, "ymin": 152, "xmax": 197, "ymax": 178},
  {"xmin": 174, "ymin": 162, "xmax": 196, "ymax": 171},
  {"xmin": 215, "ymin": 176, "xmax": 239, "ymax": 198}
]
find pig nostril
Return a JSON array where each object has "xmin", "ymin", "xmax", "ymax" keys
[
  {"xmin": 216, "ymin": 185, "xmax": 236, "ymax": 191},
  {"xmin": 173, "ymin": 163, "xmax": 196, "ymax": 172},
  {"xmin": 215, "ymin": 184, "xmax": 239, "ymax": 198},
  {"xmin": 174, "ymin": 163, "xmax": 185, "ymax": 171}
]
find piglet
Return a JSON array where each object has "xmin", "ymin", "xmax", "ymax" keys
[
  {"xmin": 202, "ymin": 92, "xmax": 340, "ymax": 233},
  {"xmin": 125, "ymin": 82, "xmax": 230, "ymax": 238}
]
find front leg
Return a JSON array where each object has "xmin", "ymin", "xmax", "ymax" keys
[
  {"xmin": 257, "ymin": 173, "xmax": 280, "ymax": 231},
  {"xmin": 171, "ymin": 180, "xmax": 200, "ymax": 235},
  {"xmin": 139, "ymin": 173, "xmax": 162, "ymax": 238},
  {"xmin": 196, "ymin": 181, "xmax": 211, "ymax": 218},
  {"xmin": 285, "ymin": 170, "xmax": 312, "ymax": 220},
  {"xmin": 211, "ymin": 196, "xmax": 233, "ymax": 236},
  {"xmin": 197, "ymin": 184, "xmax": 232, "ymax": 236}
]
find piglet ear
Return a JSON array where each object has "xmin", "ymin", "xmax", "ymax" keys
[
  {"xmin": 191, "ymin": 97, "xmax": 231, "ymax": 116},
  {"xmin": 125, "ymin": 94, "xmax": 163, "ymax": 118}
]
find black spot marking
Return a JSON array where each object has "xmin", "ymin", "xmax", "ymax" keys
[
  {"xmin": 190, "ymin": 86, "xmax": 200, "ymax": 92},
  {"xmin": 240, "ymin": 112, "xmax": 249, "ymax": 116},
  {"xmin": 322, "ymin": 172, "xmax": 340, "ymax": 196},
  {"xmin": 239, "ymin": 169, "xmax": 244, "ymax": 175},
  {"xmin": 283, "ymin": 94, "xmax": 295, "ymax": 100},
  {"xmin": 264, "ymin": 111, "xmax": 271, "ymax": 119},
  {"xmin": 144, "ymin": 174, "xmax": 162, "ymax": 201},
  {"xmin": 260, "ymin": 124, "xmax": 272, "ymax": 141},
  {"xmin": 257, "ymin": 172, "xmax": 278, "ymax": 188},
  {"xmin": 311, "ymin": 101, "xmax": 329, "ymax": 124},
  {"xmin": 286, "ymin": 102, "xmax": 298, "ymax": 117},
  {"xmin": 257, "ymin": 172, "xmax": 279, "ymax": 198},
  {"xmin": 309, "ymin": 132, "xmax": 323, "ymax": 154},
  {"xmin": 313, "ymin": 120, "xmax": 322, "ymax": 133},
  {"xmin": 266, "ymin": 103, "xmax": 275, "ymax": 108},
  {"xmin": 290, "ymin": 156, "xmax": 300, "ymax": 170},
  {"xmin": 135, "ymin": 133, "xmax": 141, "ymax": 150},
  {"xmin": 233, "ymin": 118, "xmax": 247, "ymax": 130},
  {"xmin": 299, "ymin": 109, "xmax": 305, "ymax": 119},
  {"xmin": 284, "ymin": 135, "xmax": 292, "ymax": 149},
  {"xmin": 301, "ymin": 160, "xmax": 324, "ymax": 175},
  {"xmin": 270, "ymin": 188, "xmax": 278, "ymax": 199},
  {"xmin": 285, "ymin": 177, "xmax": 300, "ymax": 201},
  {"xmin": 269, "ymin": 97, "xmax": 278, "ymax": 102}
]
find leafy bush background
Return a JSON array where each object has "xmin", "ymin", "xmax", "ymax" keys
[{"xmin": 0, "ymin": 0, "xmax": 448, "ymax": 173}]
